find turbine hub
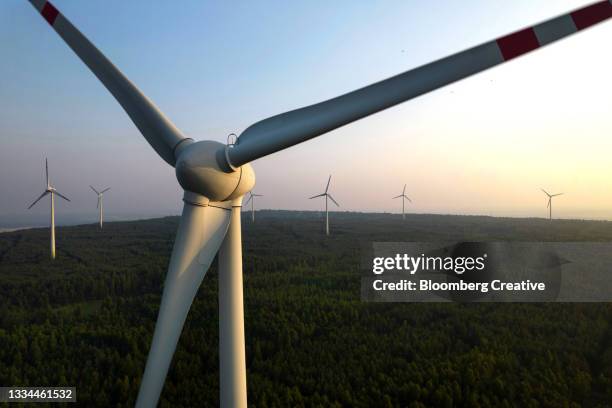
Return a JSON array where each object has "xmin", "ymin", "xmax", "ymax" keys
[{"xmin": 175, "ymin": 140, "xmax": 255, "ymax": 202}]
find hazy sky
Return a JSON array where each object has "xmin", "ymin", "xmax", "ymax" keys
[{"xmin": 1, "ymin": 0, "xmax": 611, "ymax": 224}]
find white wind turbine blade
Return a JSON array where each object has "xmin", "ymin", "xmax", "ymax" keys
[
  {"xmin": 89, "ymin": 185, "xmax": 100, "ymax": 194},
  {"xmin": 402, "ymin": 184, "xmax": 406, "ymax": 195},
  {"xmin": 309, "ymin": 193, "xmax": 325, "ymax": 199},
  {"xmin": 136, "ymin": 200, "xmax": 231, "ymax": 408},
  {"xmin": 552, "ymin": 193, "xmax": 564, "ymax": 197},
  {"xmin": 97, "ymin": 196, "xmax": 100, "ymax": 209},
  {"xmin": 227, "ymin": 2, "xmax": 612, "ymax": 167},
  {"xmin": 547, "ymin": 198, "xmax": 551, "ymax": 208},
  {"xmin": 327, "ymin": 194, "xmax": 340, "ymax": 207},
  {"xmin": 325, "ymin": 175, "xmax": 331, "ymax": 194},
  {"xmin": 53, "ymin": 191, "xmax": 70, "ymax": 202},
  {"xmin": 392, "ymin": 194, "xmax": 403, "ymax": 199},
  {"xmin": 27, "ymin": 191, "xmax": 49, "ymax": 209},
  {"xmin": 404, "ymin": 195, "xmax": 412, "ymax": 203},
  {"xmin": 100, "ymin": 187, "xmax": 111, "ymax": 194},
  {"xmin": 244, "ymin": 195, "xmax": 252, "ymax": 205},
  {"xmin": 45, "ymin": 157, "xmax": 49, "ymax": 186},
  {"xmin": 26, "ymin": 0, "xmax": 190, "ymax": 166},
  {"xmin": 541, "ymin": 188, "xmax": 551, "ymax": 197}
]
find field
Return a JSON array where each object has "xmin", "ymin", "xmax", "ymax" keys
[{"xmin": 0, "ymin": 211, "xmax": 611, "ymax": 407}]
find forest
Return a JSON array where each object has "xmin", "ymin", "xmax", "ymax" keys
[{"xmin": 0, "ymin": 211, "xmax": 611, "ymax": 407}]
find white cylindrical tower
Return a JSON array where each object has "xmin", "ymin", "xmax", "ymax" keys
[
  {"xmin": 218, "ymin": 198, "xmax": 248, "ymax": 408},
  {"xmin": 50, "ymin": 192, "xmax": 56, "ymax": 260}
]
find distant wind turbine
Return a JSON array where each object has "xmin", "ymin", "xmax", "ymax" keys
[
  {"xmin": 90, "ymin": 185, "xmax": 110, "ymax": 229},
  {"xmin": 541, "ymin": 189, "xmax": 563, "ymax": 220},
  {"xmin": 244, "ymin": 192, "xmax": 263, "ymax": 222},
  {"xmin": 309, "ymin": 175, "xmax": 339, "ymax": 235},
  {"xmin": 393, "ymin": 184, "xmax": 412, "ymax": 220},
  {"xmin": 27, "ymin": 158, "xmax": 70, "ymax": 259}
]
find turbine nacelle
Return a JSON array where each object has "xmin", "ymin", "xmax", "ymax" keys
[{"xmin": 175, "ymin": 140, "xmax": 255, "ymax": 202}]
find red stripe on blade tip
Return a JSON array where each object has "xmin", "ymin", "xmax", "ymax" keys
[
  {"xmin": 571, "ymin": 1, "xmax": 612, "ymax": 30},
  {"xmin": 41, "ymin": 2, "xmax": 59, "ymax": 25},
  {"xmin": 496, "ymin": 28, "xmax": 540, "ymax": 61}
]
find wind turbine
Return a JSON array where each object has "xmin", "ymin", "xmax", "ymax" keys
[
  {"xmin": 23, "ymin": 1, "xmax": 611, "ymax": 406},
  {"xmin": 244, "ymin": 192, "xmax": 263, "ymax": 222},
  {"xmin": 27, "ymin": 158, "xmax": 70, "ymax": 260},
  {"xmin": 309, "ymin": 175, "xmax": 340, "ymax": 236},
  {"xmin": 90, "ymin": 185, "xmax": 110, "ymax": 229},
  {"xmin": 541, "ymin": 189, "xmax": 564, "ymax": 220},
  {"xmin": 393, "ymin": 184, "xmax": 412, "ymax": 220}
]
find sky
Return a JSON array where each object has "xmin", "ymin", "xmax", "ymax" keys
[{"xmin": 0, "ymin": 0, "xmax": 611, "ymax": 226}]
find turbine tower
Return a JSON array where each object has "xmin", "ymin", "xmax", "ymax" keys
[
  {"xmin": 393, "ymin": 184, "xmax": 412, "ymax": 220},
  {"xmin": 27, "ymin": 158, "xmax": 70, "ymax": 259},
  {"xmin": 541, "ymin": 189, "xmax": 564, "ymax": 220},
  {"xmin": 90, "ymin": 185, "xmax": 110, "ymax": 229},
  {"xmin": 309, "ymin": 175, "xmax": 339, "ymax": 236},
  {"xmin": 23, "ymin": 1, "xmax": 611, "ymax": 406},
  {"xmin": 244, "ymin": 192, "xmax": 263, "ymax": 222}
]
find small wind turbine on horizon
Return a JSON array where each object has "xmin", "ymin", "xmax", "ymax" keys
[
  {"xmin": 90, "ymin": 185, "xmax": 110, "ymax": 229},
  {"xmin": 541, "ymin": 189, "xmax": 563, "ymax": 220},
  {"xmin": 244, "ymin": 191, "xmax": 263, "ymax": 222},
  {"xmin": 309, "ymin": 175, "xmax": 339, "ymax": 236},
  {"xmin": 393, "ymin": 184, "xmax": 412, "ymax": 220},
  {"xmin": 27, "ymin": 158, "xmax": 70, "ymax": 259}
]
